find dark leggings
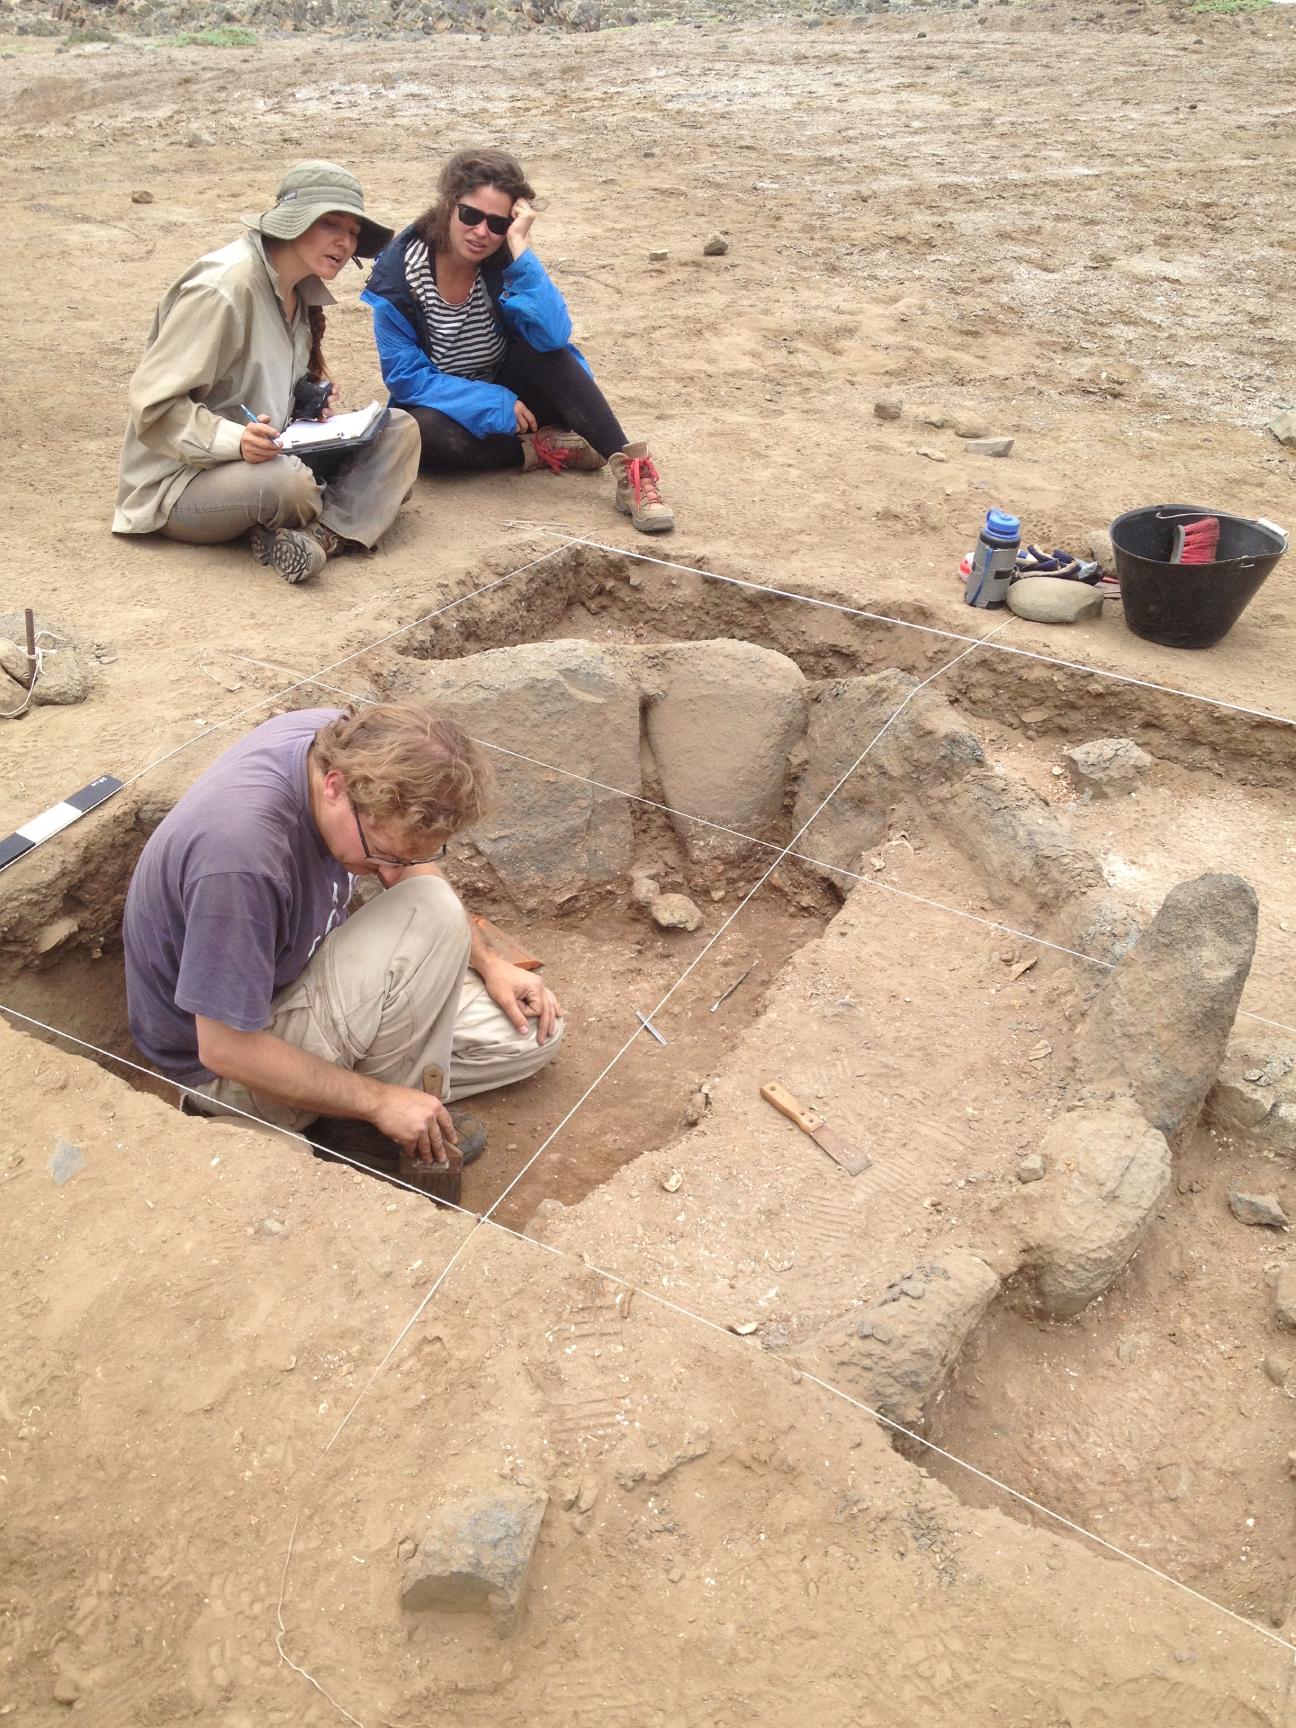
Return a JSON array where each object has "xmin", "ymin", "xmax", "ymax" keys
[{"xmin": 402, "ymin": 338, "xmax": 628, "ymax": 474}]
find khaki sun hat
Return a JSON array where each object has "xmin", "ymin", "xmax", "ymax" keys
[{"xmin": 244, "ymin": 160, "xmax": 394, "ymax": 259}]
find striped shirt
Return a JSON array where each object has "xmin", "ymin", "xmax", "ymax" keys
[{"xmin": 404, "ymin": 238, "xmax": 507, "ymax": 381}]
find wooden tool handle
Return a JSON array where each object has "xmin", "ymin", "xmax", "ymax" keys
[{"xmin": 760, "ymin": 1081, "xmax": 824, "ymax": 1136}]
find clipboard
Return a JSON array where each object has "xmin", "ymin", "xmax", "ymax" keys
[{"xmin": 276, "ymin": 400, "xmax": 390, "ymax": 456}]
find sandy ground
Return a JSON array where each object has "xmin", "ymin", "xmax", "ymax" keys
[{"xmin": 4, "ymin": 9, "xmax": 1296, "ymax": 1725}]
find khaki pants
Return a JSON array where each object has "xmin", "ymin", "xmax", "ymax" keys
[
  {"xmin": 161, "ymin": 408, "xmax": 421, "ymax": 550},
  {"xmin": 194, "ymin": 877, "xmax": 563, "ymax": 1130}
]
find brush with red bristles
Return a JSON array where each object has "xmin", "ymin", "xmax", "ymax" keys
[{"xmin": 1171, "ymin": 515, "xmax": 1220, "ymax": 565}]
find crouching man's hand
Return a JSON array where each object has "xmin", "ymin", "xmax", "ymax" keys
[
  {"xmin": 480, "ymin": 958, "xmax": 562, "ymax": 1045},
  {"xmin": 370, "ymin": 1086, "xmax": 461, "ymax": 1170}
]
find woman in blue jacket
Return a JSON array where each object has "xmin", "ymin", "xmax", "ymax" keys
[{"xmin": 363, "ymin": 148, "xmax": 673, "ymax": 534}]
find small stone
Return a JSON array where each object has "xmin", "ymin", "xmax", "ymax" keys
[
  {"xmin": 1287, "ymin": 1452, "xmax": 1296, "ymax": 1479},
  {"xmin": 682, "ymin": 1091, "xmax": 708, "ymax": 1127},
  {"xmin": 965, "ymin": 436, "xmax": 1014, "ymax": 458},
  {"xmin": 661, "ymin": 1170, "xmax": 683, "ymax": 1193},
  {"xmin": 918, "ymin": 408, "xmax": 947, "ymax": 427},
  {"xmin": 873, "ymin": 395, "xmax": 903, "ymax": 421},
  {"xmin": 1007, "ymin": 577, "xmax": 1104, "ymax": 624},
  {"xmin": 401, "ymin": 1488, "xmax": 547, "ymax": 1636},
  {"xmin": 397, "ymin": 1536, "xmax": 418, "ymax": 1561},
  {"xmin": 630, "ymin": 873, "xmax": 659, "ymax": 907},
  {"xmin": 1244, "ymin": 1069, "xmax": 1268, "ymax": 1085},
  {"xmin": 1063, "ymin": 738, "xmax": 1152, "ymax": 799},
  {"xmin": 1265, "ymin": 1354, "xmax": 1293, "ymax": 1389},
  {"xmin": 131, "ymin": 189, "xmax": 154, "ymax": 204},
  {"xmin": 650, "ymin": 893, "xmax": 703, "ymax": 932},
  {"xmin": 1230, "ymin": 1190, "xmax": 1288, "ymax": 1229},
  {"xmin": 51, "ymin": 1141, "xmax": 84, "ymax": 1186},
  {"xmin": 917, "ymin": 446, "xmax": 947, "ymax": 462},
  {"xmin": 1087, "ymin": 527, "xmax": 1115, "ymax": 572},
  {"xmin": 187, "ymin": 127, "xmax": 216, "ymax": 147},
  {"xmin": 702, "ymin": 232, "xmax": 730, "ymax": 256},
  {"xmin": 1116, "ymin": 1337, "xmax": 1137, "ymax": 1364},
  {"xmin": 35, "ymin": 915, "xmax": 79, "ymax": 955},
  {"xmin": 1275, "ymin": 1265, "xmax": 1296, "ymax": 1329},
  {"xmin": 900, "ymin": 1278, "xmax": 926, "ymax": 1299},
  {"xmin": 53, "ymin": 1676, "xmax": 79, "ymax": 1705},
  {"xmin": 1267, "ymin": 410, "xmax": 1296, "ymax": 450},
  {"xmin": 260, "ymin": 1217, "xmax": 286, "ymax": 1236},
  {"xmin": 870, "ymin": 1323, "xmax": 892, "ymax": 1345},
  {"xmin": 648, "ymin": 248, "xmax": 668, "ymax": 261},
  {"xmin": 1017, "ymin": 1154, "xmax": 1046, "ymax": 1183},
  {"xmin": 950, "ymin": 412, "xmax": 990, "ymax": 439}
]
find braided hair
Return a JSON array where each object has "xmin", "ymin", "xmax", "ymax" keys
[{"xmin": 306, "ymin": 304, "xmax": 330, "ymax": 381}]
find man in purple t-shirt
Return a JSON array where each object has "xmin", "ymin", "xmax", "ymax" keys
[{"xmin": 124, "ymin": 701, "xmax": 562, "ymax": 1171}]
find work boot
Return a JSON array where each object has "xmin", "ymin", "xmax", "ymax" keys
[
  {"xmin": 609, "ymin": 443, "xmax": 674, "ymax": 534},
  {"xmin": 249, "ymin": 523, "xmax": 329, "ymax": 585},
  {"xmin": 520, "ymin": 428, "xmax": 605, "ymax": 474}
]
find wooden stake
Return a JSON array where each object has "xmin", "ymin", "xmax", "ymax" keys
[{"xmin": 23, "ymin": 608, "xmax": 36, "ymax": 691}]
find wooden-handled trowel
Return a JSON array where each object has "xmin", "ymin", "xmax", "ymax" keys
[{"xmin": 760, "ymin": 1081, "xmax": 872, "ymax": 1176}]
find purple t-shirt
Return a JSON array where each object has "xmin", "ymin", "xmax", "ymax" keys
[{"xmin": 124, "ymin": 708, "xmax": 352, "ymax": 1083}]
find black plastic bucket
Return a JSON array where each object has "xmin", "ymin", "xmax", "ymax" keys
[{"xmin": 1110, "ymin": 504, "xmax": 1288, "ymax": 650}]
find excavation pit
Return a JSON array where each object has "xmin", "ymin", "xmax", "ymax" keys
[{"xmin": 2, "ymin": 550, "xmax": 1295, "ymax": 1627}]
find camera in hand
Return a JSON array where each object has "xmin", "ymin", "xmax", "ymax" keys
[{"xmin": 292, "ymin": 376, "xmax": 332, "ymax": 422}]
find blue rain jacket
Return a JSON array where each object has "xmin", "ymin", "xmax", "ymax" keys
[{"xmin": 361, "ymin": 224, "xmax": 591, "ymax": 439}]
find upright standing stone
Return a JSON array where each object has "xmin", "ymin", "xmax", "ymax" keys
[{"xmin": 1074, "ymin": 873, "xmax": 1259, "ymax": 1138}]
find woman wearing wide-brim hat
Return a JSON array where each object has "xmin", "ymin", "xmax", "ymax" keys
[{"xmin": 113, "ymin": 161, "xmax": 422, "ymax": 584}]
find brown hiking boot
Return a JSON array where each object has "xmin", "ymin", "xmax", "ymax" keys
[
  {"xmin": 521, "ymin": 428, "xmax": 605, "ymax": 474},
  {"xmin": 609, "ymin": 443, "xmax": 674, "ymax": 534},
  {"xmin": 249, "ymin": 524, "xmax": 328, "ymax": 584}
]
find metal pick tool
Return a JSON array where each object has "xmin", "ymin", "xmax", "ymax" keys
[{"xmin": 634, "ymin": 1009, "xmax": 667, "ymax": 1046}]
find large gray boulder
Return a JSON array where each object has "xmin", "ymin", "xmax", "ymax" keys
[
  {"xmin": 805, "ymin": 1250, "xmax": 1001, "ymax": 1430},
  {"xmin": 400, "ymin": 1486, "xmax": 547, "ymax": 1636},
  {"xmin": 792, "ymin": 670, "xmax": 983, "ymax": 872},
  {"xmin": 641, "ymin": 639, "xmax": 807, "ymax": 863},
  {"xmin": 1022, "ymin": 1106, "xmax": 1171, "ymax": 1319},
  {"xmin": 1074, "ymin": 873, "xmax": 1259, "ymax": 1139},
  {"xmin": 416, "ymin": 640, "xmax": 641, "ymax": 895}
]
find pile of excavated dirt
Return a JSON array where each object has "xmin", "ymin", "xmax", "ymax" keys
[{"xmin": 4, "ymin": 13, "xmax": 1296, "ymax": 1724}]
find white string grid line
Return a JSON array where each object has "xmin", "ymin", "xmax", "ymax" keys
[
  {"xmin": 302, "ymin": 675, "xmax": 1296, "ymax": 1048},
  {"xmin": 548, "ymin": 532, "xmax": 1296, "ymax": 732}
]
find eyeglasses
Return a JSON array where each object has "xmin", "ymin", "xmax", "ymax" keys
[
  {"xmin": 455, "ymin": 202, "xmax": 512, "ymax": 238},
  {"xmin": 353, "ymin": 807, "xmax": 447, "ymax": 869}
]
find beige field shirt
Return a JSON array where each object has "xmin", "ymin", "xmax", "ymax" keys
[{"xmin": 112, "ymin": 231, "xmax": 332, "ymax": 535}]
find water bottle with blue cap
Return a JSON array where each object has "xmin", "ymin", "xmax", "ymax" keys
[{"xmin": 964, "ymin": 509, "xmax": 1021, "ymax": 609}]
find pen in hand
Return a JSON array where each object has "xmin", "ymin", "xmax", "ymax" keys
[{"xmin": 238, "ymin": 403, "xmax": 283, "ymax": 457}]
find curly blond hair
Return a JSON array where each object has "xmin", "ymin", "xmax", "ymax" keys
[{"xmin": 312, "ymin": 702, "xmax": 492, "ymax": 839}]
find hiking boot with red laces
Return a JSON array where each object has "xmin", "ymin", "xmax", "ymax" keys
[
  {"xmin": 609, "ymin": 442, "xmax": 674, "ymax": 534},
  {"xmin": 520, "ymin": 428, "xmax": 605, "ymax": 474}
]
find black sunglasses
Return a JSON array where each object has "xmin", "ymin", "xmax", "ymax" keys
[
  {"xmin": 353, "ymin": 807, "xmax": 447, "ymax": 870},
  {"xmin": 455, "ymin": 202, "xmax": 512, "ymax": 238}
]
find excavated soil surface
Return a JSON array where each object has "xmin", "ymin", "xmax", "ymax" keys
[{"xmin": 4, "ymin": 11, "xmax": 1296, "ymax": 1725}]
